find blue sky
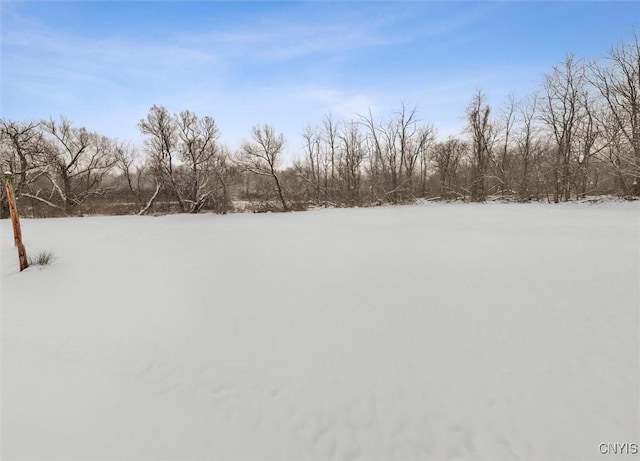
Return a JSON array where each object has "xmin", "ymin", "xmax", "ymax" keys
[{"xmin": 1, "ymin": 1, "xmax": 638, "ymax": 156}]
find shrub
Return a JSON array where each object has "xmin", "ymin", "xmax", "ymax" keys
[{"xmin": 28, "ymin": 251, "xmax": 55, "ymax": 267}]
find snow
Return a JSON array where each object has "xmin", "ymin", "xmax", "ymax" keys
[{"xmin": 1, "ymin": 202, "xmax": 639, "ymax": 460}]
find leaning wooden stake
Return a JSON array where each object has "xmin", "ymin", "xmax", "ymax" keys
[{"xmin": 4, "ymin": 172, "xmax": 28, "ymax": 271}]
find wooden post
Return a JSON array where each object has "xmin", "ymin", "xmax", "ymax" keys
[{"xmin": 4, "ymin": 172, "xmax": 28, "ymax": 271}]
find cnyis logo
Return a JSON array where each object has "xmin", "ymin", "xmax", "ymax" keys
[{"xmin": 599, "ymin": 442, "xmax": 639, "ymax": 455}]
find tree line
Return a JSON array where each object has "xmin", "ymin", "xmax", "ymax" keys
[{"xmin": 1, "ymin": 34, "xmax": 638, "ymax": 218}]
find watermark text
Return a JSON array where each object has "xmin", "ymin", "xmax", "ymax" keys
[{"xmin": 599, "ymin": 442, "xmax": 639, "ymax": 455}]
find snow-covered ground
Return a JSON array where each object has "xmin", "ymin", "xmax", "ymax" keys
[{"xmin": 1, "ymin": 202, "xmax": 639, "ymax": 460}]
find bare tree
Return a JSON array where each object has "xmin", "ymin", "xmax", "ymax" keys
[
  {"xmin": 297, "ymin": 123, "xmax": 325, "ymax": 204},
  {"xmin": 540, "ymin": 54, "xmax": 587, "ymax": 202},
  {"xmin": 590, "ymin": 33, "xmax": 640, "ymax": 191},
  {"xmin": 0, "ymin": 120, "xmax": 46, "ymax": 217},
  {"xmin": 431, "ymin": 137, "xmax": 466, "ymax": 199},
  {"xmin": 361, "ymin": 109, "xmax": 386, "ymax": 202},
  {"xmin": 175, "ymin": 110, "xmax": 222, "ymax": 213},
  {"xmin": 396, "ymin": 106, "xmax": 435, "ymax": 198},
  {"xmin": 209, "ymin": 145, "xmax": 235, "ymax": 213},
  {"xmin": 114, "ymin": 142, "xmax": 148, "ymax": 209},
  {"xmin": 337, "ymin": 120, "xmax": 366, "ymax": 205},
  {"xmin": 466, "ymin": 91, "xmax": 494, "ymax": 201},
  {"xmin": 322, "ymin": 114, "xmax": 339, "ymax": 200},
  {"xmin": 573, "ymin": 90, "xmax": 604, "ymax": 198},
  {"xmin": 361, "ymin": 104, "xmax": 434, "ymax": 203},
  {"xmin": 600, "ymin": 111, "xmax": 634, "ymax": 194},
  {"xmin": 494, "ymin": 95, "xmax": 517, "ymax": 197},
  {"xmin": 139, "ymin": 105, "xmax": 181, "ymax": 212},
  {"xmin": 513, "ymin": 94, "xmax": 543, "ymax": 200},
  {"xmin": 38, "ymin": 117, "xmax": 117, "ymax": 215},
  {"xmin": 238, "ymin": 124, "xmax": 288, "ymax": 211}
]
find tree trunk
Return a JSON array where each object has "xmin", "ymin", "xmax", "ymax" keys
[
  {"xmin": 138, "ymin": 182, "xmax": 161, "ymax": 215},
  {"xmin": 273, "ymin": 174, "xmax": 288, "ymax": 211},
  {"xmin": 4, "ymin": 174, "xmax": 29, "ymax": 271}
]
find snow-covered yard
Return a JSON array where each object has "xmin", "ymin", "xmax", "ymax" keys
[{"xmin": 1, "ymin": 202, "xmax": 638, "ymax": 460}]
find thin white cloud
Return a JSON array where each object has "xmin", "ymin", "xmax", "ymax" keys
[
  {"xmin": 5, "ymin": 32, "xmax": 216, "ymax": 78},
  {"xmin": 173, "ymin": 15, "xmax": 408, "ymax": 62}
]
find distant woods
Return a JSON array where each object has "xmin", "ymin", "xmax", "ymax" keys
[{"xmin": 2, "ymin": 34, "xmax": 639, "ymax": 218}]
